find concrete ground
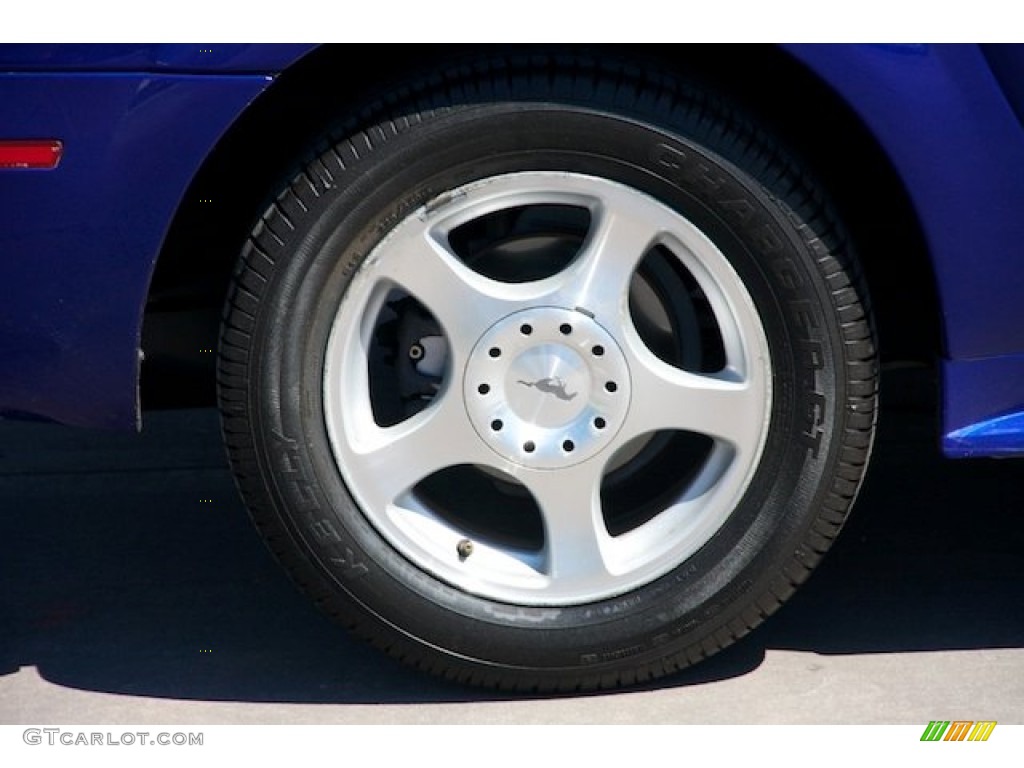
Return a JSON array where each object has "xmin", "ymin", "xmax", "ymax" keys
[{"xmin": 2, "ymin": 373, "xmax": 1023, "ymax": 725}]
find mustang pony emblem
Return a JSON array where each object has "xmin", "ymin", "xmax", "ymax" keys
[{"xmin": 517, "ymin": 376, "xmax": 578, "ymax": 402}]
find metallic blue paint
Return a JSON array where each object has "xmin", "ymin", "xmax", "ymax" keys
[
  {"xmin": 0, "ymin": 71, "xmax": 276, "ymax": 428},
  {"xmin": 783, "ymin": 43, "xmax": 1024, "ymax": 455},
  {"xmin": 0, "ymin": 43, "xmax": 315, "ymax": 72},
  {"xmin": 3, "ymin": 43, "xmax": 1024, "ymax": 457},
  {"xmin": 942, "ymin": 355, "xmax": 1024, "ymax": 457},
  {"xmin": 783, "ymin": 44, "xmax": 1024, "ymax": 362},
  {"xmin": 944, "ymin": 411, "xmax": 1024, "ymax": 458}
]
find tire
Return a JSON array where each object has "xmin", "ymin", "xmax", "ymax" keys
[{"xmin": 218, "ymin": 55, "xmax": 877, "ymax": 692}]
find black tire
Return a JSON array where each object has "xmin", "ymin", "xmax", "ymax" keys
[{"xmin": 218, "ymin": 55, "xmax": 877, "ymax": 692}]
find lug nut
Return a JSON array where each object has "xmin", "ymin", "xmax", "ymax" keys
[{"xmin": 457, "ymin": 539, "xmax": 474, "ymax": 559}]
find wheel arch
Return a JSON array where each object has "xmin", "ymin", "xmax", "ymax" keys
[{"xmin": 141, "ymin": 43, "xmax": 941, "ymax": 411}]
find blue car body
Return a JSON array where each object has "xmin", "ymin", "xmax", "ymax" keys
[{"xmin": 1, "ymin": 43, "xmax": 1023, "ymax": 457}]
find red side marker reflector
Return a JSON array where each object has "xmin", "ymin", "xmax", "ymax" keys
[{"xmin": 0, "ymin": 140, "xmax": 63, "ymax": 169}]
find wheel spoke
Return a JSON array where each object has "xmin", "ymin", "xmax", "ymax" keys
[
  {"xmin": 554, "ymin": 198, "xmax": 656, "ymax": 316},
  {"xmin": 519, "ymin": 462, "xmax": 613, "ymax": 586},
  {"xmin": 623, "ymin": 353, "xmax": 767, "ymax": 453},
  {"xmin": 344, "ymin": 390, "xmax": 496, "ymax": 511},
  {"xmin": 369, "ymin": 230, "xmax": 514, "ymax": 349}
]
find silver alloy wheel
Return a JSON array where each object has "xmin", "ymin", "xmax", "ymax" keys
[{"xmin": 323, "ymin": 171, "xmax": 772, "ymax": 606}]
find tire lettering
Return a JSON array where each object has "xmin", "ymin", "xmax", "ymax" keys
[
  {"xmin": 802, "ymin": 391, "xmax": 827, "ymax": 454},
  {"xmin": 719, "ymin": 198, "xmax": 755, "ymax": 223},
  {"xmin": 330, "ymin": 548, "xmax": 370, "ymax": 578},
  {"xmin": 753, "ymin": 223, "xmax": 786, "ymax": 256},
  {"xmin": 791, "ymin": 301, "xmax": 820, "ymax": 335},
  {"xmin": 271, "ymin": 430, "xmax": 319, "ymax": 511},
  {"xmin": 800, "ymin": 339, "xmax": 825, "ymax": 371},
  {"xmin": 653, "ymin": 143, "xmax": 724, "ymax": 194},
  {"xmin": 310, "ymin": 518, "xmax": 341, "ymax": 543},
  {"xmin": 581, "ymin": 594, "xmax": 643, "ymax": 619},
  {"xmin": 692, "ymin": 161, "xmax": 725, "ymax": 193},
  {"xmin": 652, "ymin": 139, "xmax": 830, "ymax": 459},
  {"xmin": 772, "ymin": 262, "xmax": 804, "ymax": 292},
  {"xmin": 652, "ymin": 142, "xmax": 687, "ymax": 172},
  {"xmin": 795, "ymin": 332, "xmax": 826, "ymax": 455},
  {"xmin": 483, "ymin": 605, "xmax": 561, "ymax": 622},
  {"xmin": 579, "ymin": 644, "xmax": 645, "ymax": 664},
  {"xmin": 269, "ymin": 430, "xmax": 369, "ymax": 580}
]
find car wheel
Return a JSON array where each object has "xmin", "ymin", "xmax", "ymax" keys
[{"xmin": 218, "ymin": 56, "xmax": 877, "ymax": 691}]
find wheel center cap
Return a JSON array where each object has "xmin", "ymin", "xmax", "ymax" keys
[
  {"xmin": 465, "ymin": 307, "xmax": 631, "ymax": 469},
  {"xmin": 507, "ymin": 344, "xmax": 588, "ymax": 427}
]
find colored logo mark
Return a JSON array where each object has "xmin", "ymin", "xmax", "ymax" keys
[{"xmin": 920, "ymin": 721, "xmax": 997, "ymax": 742}]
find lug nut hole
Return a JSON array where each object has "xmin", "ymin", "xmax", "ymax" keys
[
  {"xmin": 559, "ymin": 323, "xmax": 572, "ymax": 335},
  {"xmin": 592, "ymin": 345, "xmax": 604, "ymax": 356},
  {"xmin": 491, "ymin": 419, "xmax": 503, "ymax": 432},
  {"xmin": 594, "ymin": 417, "xmax": 606, "ymax": 430},
  {"xmin": 520, "ymin": 323, "xmax": 533, "ymax": 335},
  {"xmin": 523, "ymin": 441, "xmax": 536, "ymax": 453},
  {"xmin": 605, "ymin": 381, "xmax": 618, "ymax": 393},
  {"xmin": 488, "ymin": 347, "xmax": 501, "ymax": 358},
  {"xmin": 478, "ymin": 383, "xmax": 490, "ymax": 395},
  {"xmin": 562, "ymin": 440, "xmax": 575, "ymax": 452}
]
